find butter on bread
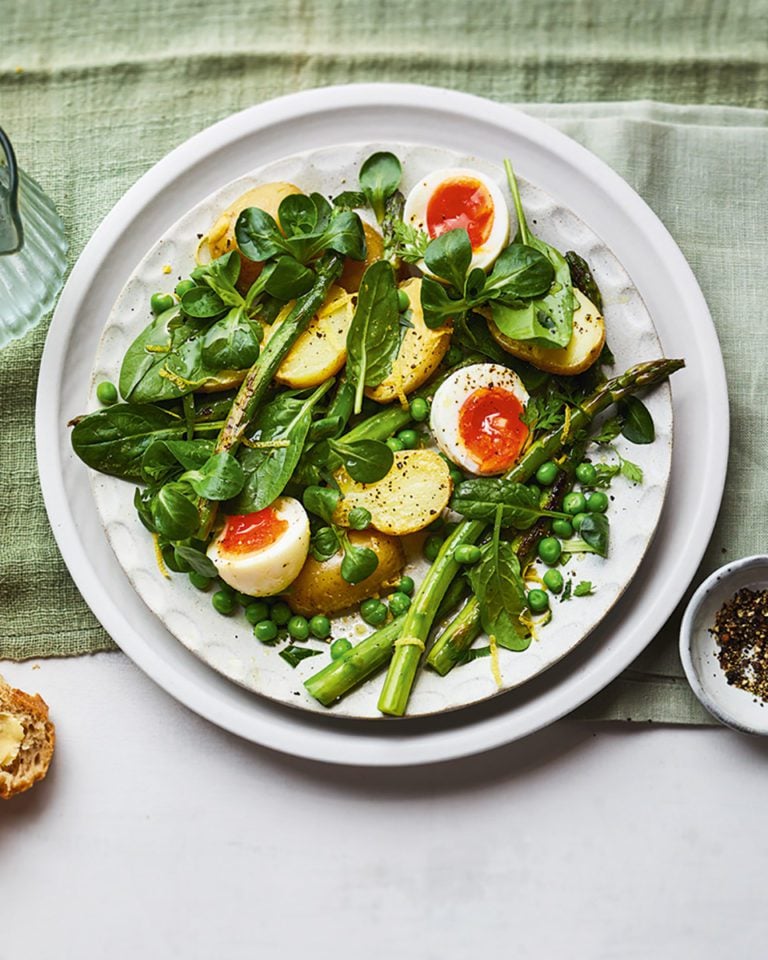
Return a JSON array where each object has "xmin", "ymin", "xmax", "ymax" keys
[{"xmin": 0, "ymin": 674, "xmax": 55, "ymax": 800}]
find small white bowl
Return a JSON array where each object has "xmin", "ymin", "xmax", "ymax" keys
[{"xmin": 680, "ymin": 555, "xmax": 768, "ymax": 734}]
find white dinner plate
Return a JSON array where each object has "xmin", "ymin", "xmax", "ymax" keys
[
  {"xmin": 37, "ymin": 84, "xmax": 728, "ymax": 764},
  {"xmin": 87, "ymin": 141, "xmax": 672, "ymax": 719}
]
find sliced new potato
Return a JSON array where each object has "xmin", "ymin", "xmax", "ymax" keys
[
  {"xmin": 338, "ymin": 221, "xmax": 384, "ymax": 293},
  {"xmin": 365, "ymin": 278, "xmax": 452, "ymax": 403},
  {"xmin": 206, "ymin": 181, "xmax": 303, "ymax": 290},
  {"xmin": 487, "ymin": 288, "xmax": 605, "ymax": 376},
  {"xmin": 270, "ymin": 285, "xmax": 356, "ymax": 389},
  {"xmin": 287, "ymin": 530, "xmax": 405, "ymax": 617},
  {"xmin": 334, "ymin": 448, "xmax": 452, "ymax": 536}
]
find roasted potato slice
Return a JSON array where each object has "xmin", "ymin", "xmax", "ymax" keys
[
  {"xmin": 287, "ymin": 530, "xmax": 405, "ymax": 617},
  {"xmin": 487, "ymin": 288, "xmax": 605, "ymax": 376},
  {"xmin": 273, "ymin": 285, "xmax": 356, "ymax": 389},
  {"xmin": 365, "ymin": 278, "xmax": 452, "ymax": 403},
  {"xmin": 334, "ymin": 448, "xmax": 452, "ymax": 536}
]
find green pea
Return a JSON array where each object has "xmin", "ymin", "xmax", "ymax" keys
[
  {"xmin": 551, "ymin": 518, "xmax": 574, "ymax": 539},
  {"xmin": 423, "ymin": 534, "xmax": 444, "ymax": 562},
  {"xmin": 572, "ymin": 512, "xmax": 589, "ymax": 532},
  {"xmin": 397, "ymin": 288, "xmax": 410, "ymax": 312},
  {"xmin": 189, "ymin": 571, "xmax": 213, "ymax": 591},
  {"xmin": 96, "ymin": 380, "xmax": 118, "ymax": 406},
  {"xmin": 175, "ymin": 278, "xmax": 196, "ymax": 298},
  {"xmin": 586, "ymin": 491, "xmax": 609, "ymax": 514},
  {"xmin": 575, "ymin": 462, "xmax": 597, "ymax": 486},
  {"xmin": 245, "ymin": 601, "xmax": 271, "ymax": 625},
  {"xmin": 537, "ymin": 536, "xmax": 562, "ymax": 566},
  {"xmin": 331, "ymin": 637, "xmax": 353, "ymax": 659},
  {"xmin": 150, "ymin": 292, "xmax": 175, "ymax": 315},
  {"xmin": 309, "ymin": 615, "xmax": 332, "ymax": 640},
  {"xmin": 216, "ymin": 580, "xmax": 235, "ymax": 597},
  {"xmin": 360, "ymin": 598, "xmax": 388, "ymax": 626},
  {"xmin": 409, "ymin": 397, "xmax": 429, "ymax": 422},
  {"xmin": 446, "ymin": 345, "xmax": 463, "ymax": 366},
  {"xmin": 235, "ymin": 591, "xmax": 253, "ymax": 606},
  {"xmin": 388, "ymin": 591, "xmax": 412, "ymax": 617},
  {"xmin": 271, "ymin": 601, "xmax": 292, "ymax": 626},
  {"xmin": 527, "ymin": 589, "xmax": 550, "ymax": 614},
  {"xmin": 254, "ymin": 620, "xmax": 278, "ymax": 643},
  {"xmin": 397, "ymin": 428, "xmax": 420, "ymax": 450},
  {"xmin": 212, "ymin": 590, "xmax": 236, "ymax": 616},
  {"xmin": 563, "ymin": 492, "xmax": 588, "ymax": 516},
  {"xmin": 287, "ymin": 615, "xmax": 310, "ymax": 641},
  {"xmin": 543, "ymin": 568, "xmax": 564, "ymax": 594},
  {"xmin": 449, "ymin": 467, "xmax": 464, "ymax": 486},
  {"xmin": 454, "ymin": 544, "xmax": 481, "ymax": 565},
  {"xmin": 535, "ymin": 462, "xmax": 558, "ymax": 486},
  {"xmin": 398, "ymin": 575, "xmax": 415, "ymax": 596},
  {"xmin": 386, "ymin": 436, "xmax": 405, "ymax": 453}
]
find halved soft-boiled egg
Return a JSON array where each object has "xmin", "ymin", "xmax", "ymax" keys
[
  {"xmin": 403, "ymin": 168, "xmax": 511, "ymax": 273},
  {"xmin": 430, "ymin": 363, "xmax": 529, "ymax": 476},
  {"xmin": 207, "ymin": 497, "xmax": 310, "ymax": 597}
]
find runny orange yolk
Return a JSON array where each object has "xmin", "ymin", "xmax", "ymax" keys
[
  {"xmin": 219, "ymin": 507, "xmax": 288, "ymax": 555},
  {"xmin": 458, "ymin": 387, "xmax": 528, "ymax": 474},
  {"xmin": 426, "ymin": 177, "xmax": 495, "ymax": 251}
]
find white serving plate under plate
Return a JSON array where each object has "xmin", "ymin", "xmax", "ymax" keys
[
  {"xmin": 37, "ymin": 84, "xmax": 728, "ymax": 765},
  {"xmin": 88, "ymin": 141, "xmax": 672, "ymax": 719}
]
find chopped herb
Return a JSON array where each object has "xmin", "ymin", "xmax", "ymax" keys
[{"xmin": 279, "ymin": 645, "xmax": 323, "ymax": 669}]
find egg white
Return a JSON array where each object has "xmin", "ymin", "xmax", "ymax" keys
[
  {"xmin": 430, "ymin": 363, "xmax": 530, "ymax": 476},
  {"xmin": 403, "ymin": 167, "xmax": 512, "ymax": 273},
  {"xmin": 207, "ymin": 496, "xmax": 310, "ymax": 597}
]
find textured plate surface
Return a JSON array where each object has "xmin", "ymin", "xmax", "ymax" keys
[
  {"xmin": 88, "ymin": 142, "xmax": 672, "ymax": 719},
  {"xmin": 36, "ymin": 85, "xmax": 728, "ymax": 764}
]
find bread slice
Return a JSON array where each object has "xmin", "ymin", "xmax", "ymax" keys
[{"xmin": 0, "ymin": 675, "xmax": 55, "ymax": 799}]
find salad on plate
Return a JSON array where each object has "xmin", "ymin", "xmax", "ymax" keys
[{"xmin": 69, "ymin": 150, "xmax": 683, "ymax": 717}]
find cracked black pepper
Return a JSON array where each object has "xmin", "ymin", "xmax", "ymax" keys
[{"xmin": 710, "ymin": 588, "xmax": 768, "ymax": 702}]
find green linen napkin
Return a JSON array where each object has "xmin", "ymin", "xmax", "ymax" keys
[{"xmin": 2, "ymin": 0, "xmax": 767, "ymax": 722}]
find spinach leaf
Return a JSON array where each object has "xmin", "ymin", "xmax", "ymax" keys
[
  {"xmin": 181, "ymin": 286, "xmax": 227, "ymax": 319},
  {"xmin": 141, "ymin": 438, "xmax": 214, "ymax": 484},
  {"xmin": 423, "ymin": 228, "xmax": 473, "ymax": 292},
  {"xmin": 182, "ymin": 451, "xmax": 245, "ymax": 500},
  {"xmin": 71, "ymin": 403, "xmax": 187, "ymax": 482},
  {"xmin": 451, "ymin": 479, "xmax": 568, "ymax": 529},
  {"xmin": 469, "ymin": 508, "xmax": 530, "ymax": 651},
  {"xmin": 619, "ymin": 396, "xmax": 655, "ymax": 444},
  {"xmin": 347, "ymin": 506, "xmax": 372, "ymax": 530},
  {"xmin": 235, "ymin": 207, "xmax": 288, "ymax": 262},
  {"xmin": 561, "ymin": 514, "xmax": 610, "ymax": 558},
  {"xmin": 201, "ymin": 307, "xmax": 261, "ymax": 370},
  {"xmin": 173, "ymin": 544, "xmax": 218, "ymax": 578},
  {"xmin": 263, "ymin": 256, "xmax": 315, "ymax": 300},
  {"xmin": 417, "ymin": 230, "xmax": 554, "ymax": 331},
  {"xmin": 340, "ymin": 536, "xmax": 379, "ymax": 584},
  {"xmin": 232, "ymin": 380, "xmax": 334, "ymax": 513},
  {"xmin": 311, "ymin": 525, "xmax": 341, "ymax": 562},
  {"xmin": 280, "ymin": 645, "xmax": 323, "ymax": 668},
  {"xmin": 303, "ymin": 486, "xmax": 341, "ymax": 524},
  {"xmin": 345, "ymin": 259, "xmax": 401, "ymax": 413},
  {"xmin": 481, "ymin": 243, "xmax": 555, "ymax": 302},
  {"xmin": 333, "ymin": 190, "xmax": 367, "ymax": 210},
  {"xmin": 359, "ymin": 152, "xmax": 403, "ymax": 222},
  {"xmin": 328, "ymin": 438, "xmax": 394, "ymax": 484},
  {"xmin": 150, "ymin": 481, "xmax": 200, "ymax": 541},
  {"xmin": 490, "ymin": 161, "xmax": 574, "ymax": 349}
]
